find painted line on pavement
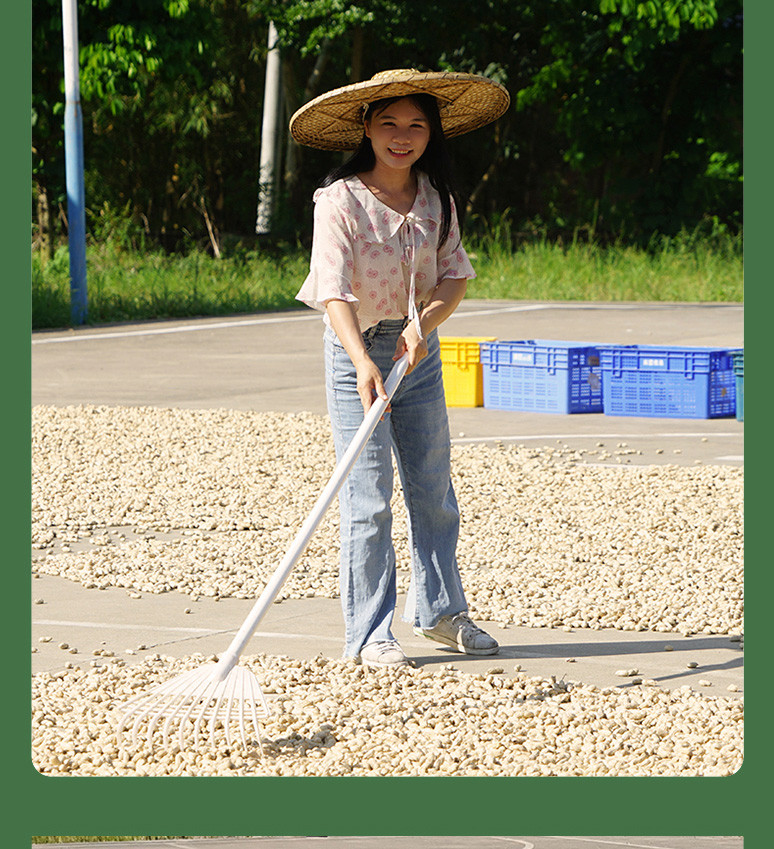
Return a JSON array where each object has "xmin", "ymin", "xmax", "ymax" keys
[
  {"xmin": 32, "ymin": 618, "xmax": 341, "ymax": 643},
  {"xmin": 28, "ymin": 304, "xmax": 550, "ymax": 344},
  {"xmin": 449, "ymin": 304, "xmax": 548, "ymax": 318},
  {"xmin": 34, "ymin": 618, "xmax": 218, "ymax": 634},
  {"xmin": 34, "ymin": 301, "xmax": 740, "ymax": 345},
  {"xmin": 451, "ymin": 431, "xmax": 741, "ymax": 444},
  {"xmin": 449, "ymin": 303, "xmax": 652, "ymax": 319},
  {"xmin": 450, "ymin": 302, "xmax": 741, "ymax": 318},
  {"xmin": 548, "ymin": 839, "xmax": 700, "ymax": 849},
  {"xmin": 26, "ymin": 302, "xmax": 588, "ymax": 345},
  {"xmin": 31, "ymin": 313, "xmax": 320, "ymax": 345}
]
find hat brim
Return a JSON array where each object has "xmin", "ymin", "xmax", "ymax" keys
[{"xmin": 289, "ymin": 71, "xmax": 510, "ymax": 151}]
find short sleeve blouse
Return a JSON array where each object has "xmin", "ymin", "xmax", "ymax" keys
[{"xmin": 296, "ymin": 172, "xmax": 476, "ymax": 331}]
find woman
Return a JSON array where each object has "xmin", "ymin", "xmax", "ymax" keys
[{"xmin": 290, "ymin": 69, "xmax": 509, "ymax": 667}]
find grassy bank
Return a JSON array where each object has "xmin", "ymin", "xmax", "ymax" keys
[
  {"xmin": 32, "ymin": 242, "xmax": 310, "ymax": 329},
  {"xmin": 31, "ymin": 840, "xmax": 198, "ymax": 845},
  {"xmin": 467, "ymin": 233, "xmax": 742, "ymax": 303},
  {"xmin": 32, "ymin": 232, "xmax": 743, "ymax": 330}
]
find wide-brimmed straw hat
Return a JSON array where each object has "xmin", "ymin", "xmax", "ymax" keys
[{"xmin": 289, "ymin": 68, "xmax": 510, "ymax": 151}]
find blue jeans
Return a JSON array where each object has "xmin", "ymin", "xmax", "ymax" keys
[{"xmin": 324, "ymin": 319, "xmax": 469, "ymax": 659}]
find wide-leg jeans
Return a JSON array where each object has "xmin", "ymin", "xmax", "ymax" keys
[{"xmin": 324, "ymin": 319, "xmax": 469, "ymax": 659}]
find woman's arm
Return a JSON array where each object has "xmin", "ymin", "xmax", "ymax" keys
[
  {"xmin": 394, "ymin": 278, "xmax": 468, "ymax": 368},
  {"xmin": 325, "ymin": 298, "xmax": 389, "ymax": 413}
]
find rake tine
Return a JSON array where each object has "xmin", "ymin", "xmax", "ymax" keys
[
  {"xmin": 177, "ymin": 668, "xmax": 225, "ymax": 745},
  {"xmin": 160, "ymin": 691, "xmax": 201, "ymax": 748},
  {"xmin": 177, "ymin": 696, "xmax": 198, "ymax": 752},
  {"xmin": 153, "ymin": 689, "xmax": 199, "ymax": 745},
  {"xmin": 191, "ymin": 679, "xmax": 220, "ymax": 745},
  {"xmin": 247, "ymin": 674, "xmax": 265, "ymax": 753},
  {"xmin": 155, "ymin": 683, "xmax": 197, "ymax": 749},
  {"xmin": 236, "ymin": 672, "xmax": 249, "ymax": 750},
  {"xmin": 206, "ymin": 682, "xmax": 229, "ymax": 748},
  {"xmin": 128, "ymin": 701, "xmax": 155, "ymax": 746},
  {"xmin": 118, "ymin": 687, "xmax": 158, "ymax": 736},
  {"xmin": 174, "ymin": 676, "xmax": 215, "ymax": 750},
  {"xmin": 116, "ymin": 705, "xmax": 140, "ymax": 745},
  {"xmin": 128, "ymin": 695, "xmax": 169, "ymax": 746},
  {"xmin": 244, "ymin": 674, "xmax": 254, "ymax": 750},
  {"xmin": 116, "ymin": 702, "xmax": 135, "ymax": 743},
  {"xmin": 222, "ymin": 676, "xmax": 238, "ymax": 749}
]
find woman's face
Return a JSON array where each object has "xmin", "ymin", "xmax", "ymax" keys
[{"xmin": 364, "ymin": 97, "xmax": 431, "ymax": 174}]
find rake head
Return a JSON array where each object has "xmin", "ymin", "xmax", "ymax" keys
[{"xmin": 117, "ymin": 661, "xmax": 271, "ymax": 752}]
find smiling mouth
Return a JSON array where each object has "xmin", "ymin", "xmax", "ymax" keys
[{"xmin": 388, "ymin": 148, "xmax": 412, "ymax": 156}]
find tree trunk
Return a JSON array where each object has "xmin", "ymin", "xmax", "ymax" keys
[
  {"xmin": 281, "ymin": 54, "xmax": 301, "ymax": 193},
  {"xmin": 465, "ymin": 158, "xmax": 499, "ymax": 221},
  {"xmin": 350, "ymin": 26, "xmax": 364, "ymax": 82},
  {"xmin": 283, "ymin": 39, "xmax": 331, "ymax": 206},
  {"xmin": 650, "ymin": 53, "xmax": 691, "ymax": 174},
  {"xmin": 466, "ymin": 122, "xmax": 504, "ymax": 221},
  {"xmin": 35, "ymin": 182, "xmax": 54, "ymax": 263}
]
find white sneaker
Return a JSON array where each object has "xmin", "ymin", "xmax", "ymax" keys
[
  {"xmin": 414, "ymin": 612, "xmax": 499, "ymax": 656},
  {"xmin": 359, "ymin": 639, "xmax": 409, "ymax": 668}
]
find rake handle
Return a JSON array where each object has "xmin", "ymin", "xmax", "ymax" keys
[{"xmin": 213, "ymin": 352, "xmax": 410, "ymax": 680}]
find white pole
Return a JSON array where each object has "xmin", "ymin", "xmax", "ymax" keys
[
  {"xmin": 255, "ymin": 21, "xmax": 282, "ymax": 235},
  {"xmin": 61, "ymin": 0, "xmax": 88, "ymax": 323}
]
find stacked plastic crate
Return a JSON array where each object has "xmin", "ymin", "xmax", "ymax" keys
[{"xmin": 439, "ymin": 338, "xmax": 743, "ymax": 419}]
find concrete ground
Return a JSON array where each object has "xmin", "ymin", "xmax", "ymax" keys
[
  {"xmin": 30, "ymin": 837, "xmax": 744, "ymax": 849},
  {"xmin": 31, "ymin": 301, "xmax": 744, "ymax": 694},
  {"xmin": 31, "ymin": 301, "xmax": 743, "ymax": 465}
]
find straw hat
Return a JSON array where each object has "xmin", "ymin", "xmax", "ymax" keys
[{"xmin": 289, "ymin": 68, "xmax": 510, "ymax": 151}]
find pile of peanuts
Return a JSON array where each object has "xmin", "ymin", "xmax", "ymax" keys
[
  {"xmin": 31, "ymin": 405, "xmax": 743, "ymax": 776},
  {"xmin": 32, "ymin": 405, "xmax": 743, "ymax": 635},
  {"xmin": 32, "ymin": 653, "xmax": 742, "ymax": 777}
]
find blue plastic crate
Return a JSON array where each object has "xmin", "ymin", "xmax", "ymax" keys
[
  {"xmin": 480, "ymin": 340, "xmax": 603, "ymax": 414},
  {"xmin": 599, "ymin": 345, "xmax": 741, "ymax": 419},
  {"xmin": 732, "ymin": 350, "xmax": 744, "ymax": 422}
]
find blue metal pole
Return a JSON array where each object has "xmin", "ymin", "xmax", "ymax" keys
[{"xmin": 62, "ymin": 0, "xmax": 88, "ymax": 324}]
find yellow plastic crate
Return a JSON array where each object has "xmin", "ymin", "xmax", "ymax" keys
[{"xmin": 439, "ymin": 336, "xmax": 497, "ymax": 406}]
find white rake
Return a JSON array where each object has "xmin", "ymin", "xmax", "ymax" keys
[{"xmin": 118, "ymin": 353, "xmax": 410, "ymax": 751}]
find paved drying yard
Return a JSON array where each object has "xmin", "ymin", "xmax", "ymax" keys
[{"xmin": 31, "ymin": 404, "xmax": 743, "ymax": 777}]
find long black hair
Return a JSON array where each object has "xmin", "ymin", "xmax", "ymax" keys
[{"xmin": 320, "ymin": 93, "xmax": 460, "ymax": 248}]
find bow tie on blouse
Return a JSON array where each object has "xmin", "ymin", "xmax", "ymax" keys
[{"xmin": 398, "ymin": 214, "xmax": 423, "ymax": 338}]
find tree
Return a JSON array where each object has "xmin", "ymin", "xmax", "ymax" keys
[
  {"xmin": 33, "ymin": 0, "xmax": 267, "ymax": 252},
  {"xmin": 32, "ymin": 0, "xmax": 742, "ymax": 253},
  {"xmin": 515, "ymin": 0, "xmax": 742, "ymax": 238}
]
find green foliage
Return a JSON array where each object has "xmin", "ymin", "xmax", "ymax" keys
[
  {"xmin": 599, "ymin": 0, "xmax": 718, "ymax": 30},
  {"xmin": 32, "ymin": 0, "xmax": 742, "ymax": 253},
  {"xmin": 266, "ymin": 0, "xmax": 378, "ymax": 56},
  {"xmin": 511, "ymin": 0, "xmax": 741, "ymax": 240}
]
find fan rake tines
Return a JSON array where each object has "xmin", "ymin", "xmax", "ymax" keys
[{"xmin": 118, "ymin": 661, "xmax": 271, "ymax": 752}]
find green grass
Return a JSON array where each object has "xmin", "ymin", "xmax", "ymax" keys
[
  {"xmin": 32, "ymin": 242, "xmax": 309, "ymax": 329},
  {"xmin": 32, "ymin": 230, "xmax": 743, "ymax": 330},
  {"xmin": 465, "ymin": 229, "xmax": 743, "ymax": 303},
  {"xmin": 31, "ymin": 840, "xmax": 200, "ymax": 845}
]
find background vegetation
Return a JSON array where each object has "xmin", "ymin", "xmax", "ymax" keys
[
  {"xmin": 31, "ymin": 840, "xmax": 208, "ymax": 845},
  {"xmin": 32, "ymin": 0, "xmax": 742, "ymax": 327}
]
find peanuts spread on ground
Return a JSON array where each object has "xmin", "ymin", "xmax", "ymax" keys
[{"xmin": 31, "ymin": 405, "xmax": 743, "ymax": 776}]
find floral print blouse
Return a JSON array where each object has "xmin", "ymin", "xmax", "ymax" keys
[{"xmin": 296, "ymin": 171, "xmax": 476, "ymax": 332}]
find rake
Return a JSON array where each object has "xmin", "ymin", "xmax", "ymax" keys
[{"xmin": 118, "ymin": 353, "xmax": 410, "ymax": 751}]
